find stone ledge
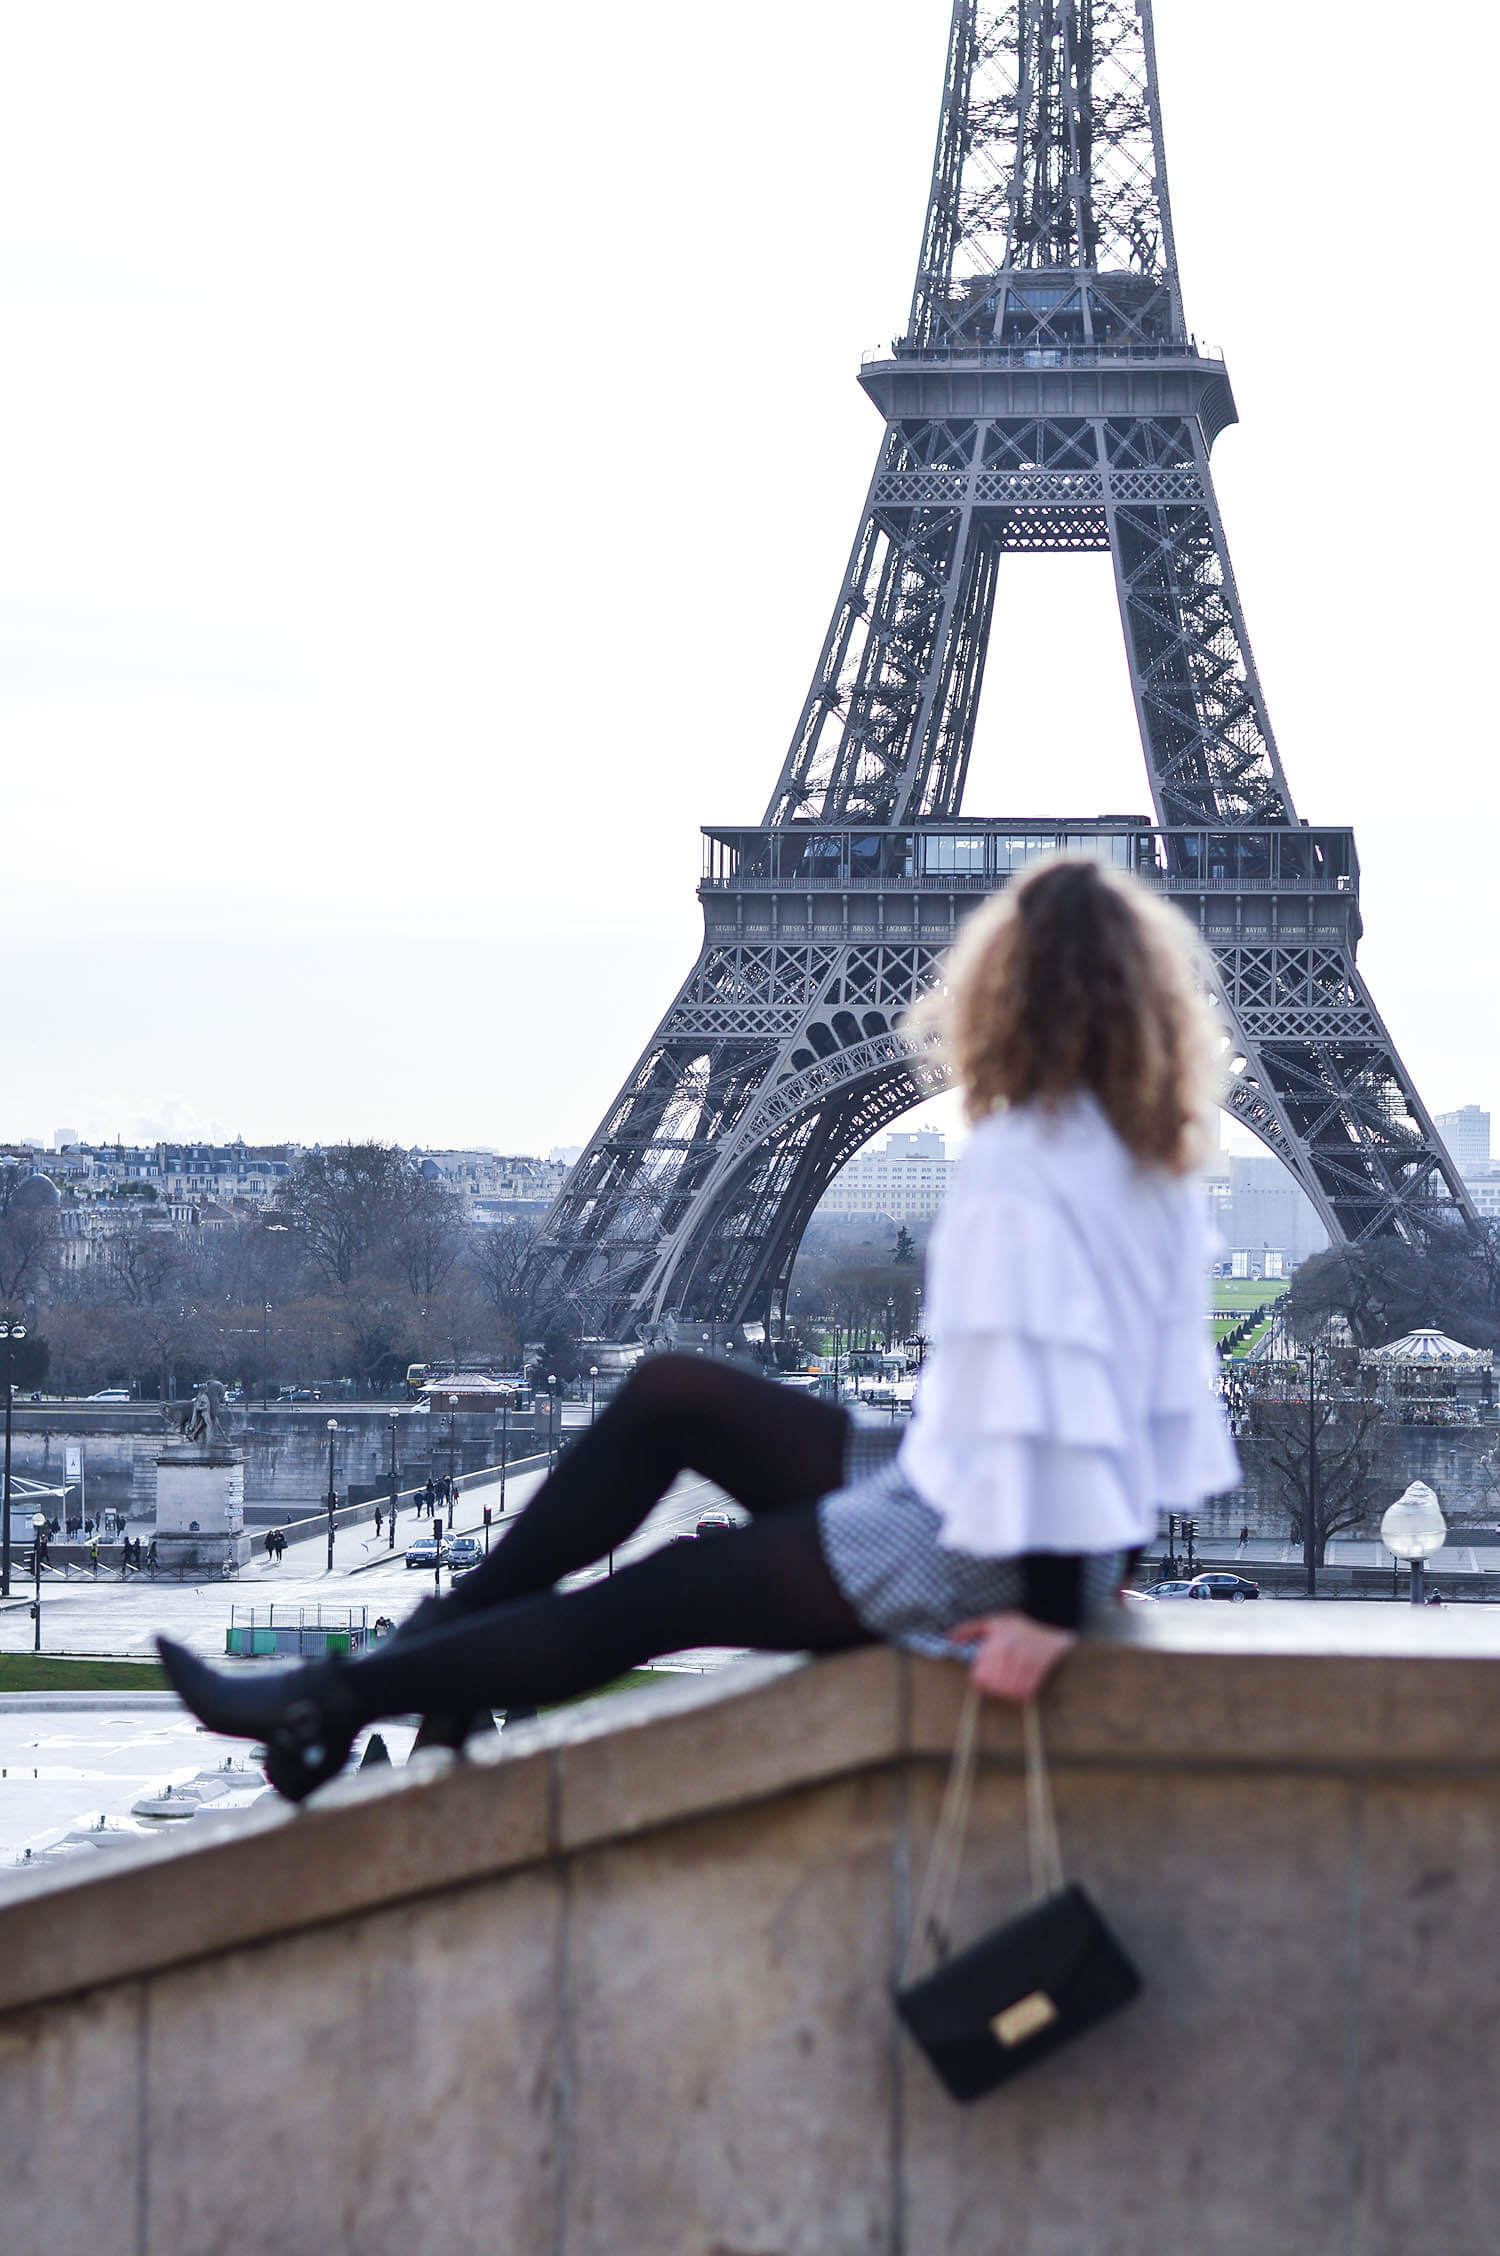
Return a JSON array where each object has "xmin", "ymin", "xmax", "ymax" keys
[{"xmin": 3, "ymin": 1607, "xmax": 1500, "ymax": 2019}]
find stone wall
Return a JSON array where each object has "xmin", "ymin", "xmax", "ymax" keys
[
  {"xmin": 3, "ymin": 1405, "xmax": 545, "ymax": 1521},
  {"xmin": 1202, "ymin": 1421, "xmax": 1500, "ymax": 1542},
  {"xmin": 3, "ymin": 1611, "xmax": 1499, "ymax": 2254}
]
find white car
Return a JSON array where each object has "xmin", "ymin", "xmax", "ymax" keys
[
  {"xmin": 88, "ymin": 1388, "xmax": 131, "ymax": 1402},
  {"xmin": 1145, "ymin": 1579, "xmax": 1198, "ymax": 1600}
]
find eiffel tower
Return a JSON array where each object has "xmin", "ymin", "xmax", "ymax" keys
[{"xmin": 532, "ymin": 0, "xmax": 1470, "ymax": 1344}]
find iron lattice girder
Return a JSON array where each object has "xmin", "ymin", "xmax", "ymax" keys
[
  {"xmin": 909, "ymin": 1, "xmax": 1178, "ymax": 350},
  {"xmin": 528, "ymin": 822, "xmax": 1472, "ymax": 1335},
  {"xmin": 760, "ymin": 378, "xmax": 1283, "ymax": 833},
  {"xmin": 525, "ymin": 0, "xmax": 1468, "ymax": 1338}
]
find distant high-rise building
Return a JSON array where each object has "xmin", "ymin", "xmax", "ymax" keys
[
  {"xmin": 816, "ymin": 1131, "xmax": 956, "ymax": 1222},
  {"xmin": 52, "ymin": 1129, "xmax": 79, "ymax": 1151},
  {"xmin": 1437, "ymin": 1106, "xmax": 1491, "ymax": 1171},
  {"xmin": 1216, "ymin": 1154, "xmax": 1328, "ymax": 1269}
]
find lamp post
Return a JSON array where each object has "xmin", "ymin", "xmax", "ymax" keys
[
  {"xmin": 325, "ymin": 1418, "xmax": 339, "ymax": 1572},
  {"xmin": 547, "ymin": 1375, "xmax": 557, "ymax": 1471},
  {"xmin": 1382, "ymin": 1480, "xmax": 1447, "ymax": 1605},
  {"xmin": 261, "ymin": 1301, "xmax": 272, "ymax": 1411},
  {"xmin": 1300, "ymin": 1340, "xmax": 1337, "ymax": 1598},
  {"xmin": 30, "ymin": 1511, "xmax": 46, "ymax": 1650},
  {"xmin": 499, "ymin": 1402, "xmax": 509, "ymax": 1515},
  {"xmin": 447, "ymin": 1394, "xmax": 458, "ymax": 1529},
  {"xmin": 589, "ymin": 1366, "xmax": 599, "ymax": 1425},
  {"xmin": 0, "ymin": 1317, "xmax": 26, "ymax": 1599},
  {"xmin": 387, "ymin": 1410, "xmax": 399, "ymax": 1548}
]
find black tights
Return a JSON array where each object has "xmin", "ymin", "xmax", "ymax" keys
[{"xmin": 342, "ymin": 1358, "xmax": 874, "ymax": 1725}]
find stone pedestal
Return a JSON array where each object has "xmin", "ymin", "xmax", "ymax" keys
[{"xmin": 153, "ymin": 1449, "xmax": 251, "ymax": 1571}]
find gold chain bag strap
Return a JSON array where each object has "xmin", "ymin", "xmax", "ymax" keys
[{"xmin": 895, "ymin": 1686, "xmax": 1141, "ymax": 2102}]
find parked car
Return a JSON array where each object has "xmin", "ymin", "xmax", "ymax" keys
[
  {"xmin": 89, "ymin": 1388, "xmax": 131, "ymax": 1402},
  {"xmin": 1145, "ymin": 1579, "xmax": 1198, "ymax": 1600},
  {"xmin": 447, "ymin": 1535, "xmax": 482, "ymax": 1570},
  {"xmin": 277, "ymin": 1387, "xmax": 323, "ymax": 1404},
  {"xmin": 695, "ymin": 1510, "xmax": 737, "ymax": 1537},
  {"xmin": 1188, "ymin": 1572, "xmax": 1260, "ymax": 1602},
  {"xmin": 1120, "ymin": 1587, "xmax": 1157, "ymax": 1603},
  {"xmin": 405, "ymin": 1537, "xmax": 450, "ymax": 1570}
]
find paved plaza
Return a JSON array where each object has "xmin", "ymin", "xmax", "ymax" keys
[{"xmin": 0, "ymin": 1462, "xmax": 746, "ymax": 1874}]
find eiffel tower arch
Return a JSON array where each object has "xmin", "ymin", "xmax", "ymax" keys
[{"xmin": 532, "ymin": 0, "xmax": 1470, "ymax": 1343}]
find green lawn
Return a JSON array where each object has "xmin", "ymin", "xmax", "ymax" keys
[
  {"xmin": 1211, "ymin": 1280, "xmax": 1289, "ymax": 1315},
  {"xmin": 1210, "ymin": 1280, "xmax": 1287, "ymax": 1362},
  {"xmin": 0, "ymin": 1654, "xmax": 169, "ymax": 1692}
]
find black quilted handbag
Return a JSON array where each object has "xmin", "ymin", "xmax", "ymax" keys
[{"xmin": 895, "ymin": 1689, "xmax": 1141, "ymax": 2102}]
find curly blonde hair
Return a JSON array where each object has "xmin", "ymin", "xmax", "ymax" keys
[{"xmin": 911, "ymin": 855, "xmax": 1222, "ymax": 1174}]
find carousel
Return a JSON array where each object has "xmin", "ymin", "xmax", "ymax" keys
[{"xmin": 1359, "ymin": 1327, "xmax": 1494, "ymax": 1425}]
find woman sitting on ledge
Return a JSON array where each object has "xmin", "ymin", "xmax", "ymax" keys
[{"xmin": 161, "ymin": 857, "xmax": 1239, "ymax": 1802}]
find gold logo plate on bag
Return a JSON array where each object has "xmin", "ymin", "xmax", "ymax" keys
[{"xmin": 991, "ymin": 1990, "xmax": 1059, "ymax": 2048}]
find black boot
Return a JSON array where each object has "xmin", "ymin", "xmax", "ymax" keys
[{"xmin": 157, "ymin": 1638, "xmax": 360, "ymax": 1805}]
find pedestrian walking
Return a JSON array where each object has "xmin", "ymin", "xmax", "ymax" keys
[
  {"xmin": 89, "ymin": 1538, "xmax": 100, "ymax": 1575},
  {"xmin": 264, "ymin": 1529, "xmax": 277, "ymax": 1565},
  {"xmin": 161, "ymin": 854, "xmax": 1242, "ymax": 1800},
  {"xmin": 424, "ymin": 1479, "xmax": 437, "ymax": 1516},
  {"xmin": 146, "ymin": 1537, "xmax": 159, "ymax": 1574},
  {"xmin": 374, "ymin": 1506, "xmax": 384, "ymax": 1541},
  {"xmin": 272, "ymin": 1528, "xmax": 286, "ymax": 1564},
  {"xmin": 1237, "ymin": 1523, "xmax": 1249, "ymax": 1553}
]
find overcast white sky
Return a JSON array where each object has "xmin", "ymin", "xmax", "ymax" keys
[{"xmin": 1, "ymin": 2, "xmax": 1495, "ymax": 1157}]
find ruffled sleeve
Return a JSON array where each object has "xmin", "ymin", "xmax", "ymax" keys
[{"xmin": 898, "ymin": 1145, "xmax": 1239, "ymax": 1558}]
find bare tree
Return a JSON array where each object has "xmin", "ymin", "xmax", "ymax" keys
[
  {"xmin": 467, "ymin": 1219, "xmax": 542, "ymax": 1359},
  {"xmin": 102, "ymin": 1224, "xmax": 188, "ymax": 1309},
  {"xmin": 274, "ymin": 1144, "xmax": 413, "ymax": 1290},
  {"xmin": 392, "ymin": 1176, "xmax": 469, "ymax": 1299},
  {"xmin": 1249, "ymin": 1390, "xmax": 1384, "ymax": 1575}
]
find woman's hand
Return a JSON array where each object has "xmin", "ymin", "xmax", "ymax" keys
[{"xmin": 948, "ymin": 1611, "xmax": 1077, "ymax": 1704}]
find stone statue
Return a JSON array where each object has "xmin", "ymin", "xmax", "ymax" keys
[{"xmin": 161, "ymin": 1379, "xmax": 232, "ymax": 1452}]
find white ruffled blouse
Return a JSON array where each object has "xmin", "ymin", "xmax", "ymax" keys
[{"xmin": 898, "ymin": 1094, "xmax": 1240, "ymax": 1558}]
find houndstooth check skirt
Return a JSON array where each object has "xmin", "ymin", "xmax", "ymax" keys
[{"xmin": 818, "ymin": 1420, "xmax": 1126, "ymax": 1660}]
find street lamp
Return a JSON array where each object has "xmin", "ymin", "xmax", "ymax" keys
[
  {"xmin": 30, "ymin": 1511, "xmax": 46, "ymax": 1651},
  {"xmin": 0, "ymin": 1318, "xmax": 27, "ymax": 1599},
  {"xmin": 447, "ymin": 1394, "xmax": 458, "ymax": 1529},
  {"xmin": 589, "ymin": 1366, "xmax": 599, "ymax": 1425},
  {"xmin": 325, "ymin": 1418, "xmax": 339, "ymax": 1572},
  {"xmin": 387, "ymin": 1410, "xmax": 399, "ymax": 1548},
  {"xmin": 1301, "ymin": 1339, "xmax": 1336, "ymax": 1598},
  {"xmin": 1382, "ymin": 1480, "xmax": 1447, "ymax": 1605},
  {"xmin": 261, "ymin": 1302, "xmax": 272, "ymax": 1411},
  {"xmin": 547, "ymin": 1374, "xmax": 557, "ymax": 1471}
]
